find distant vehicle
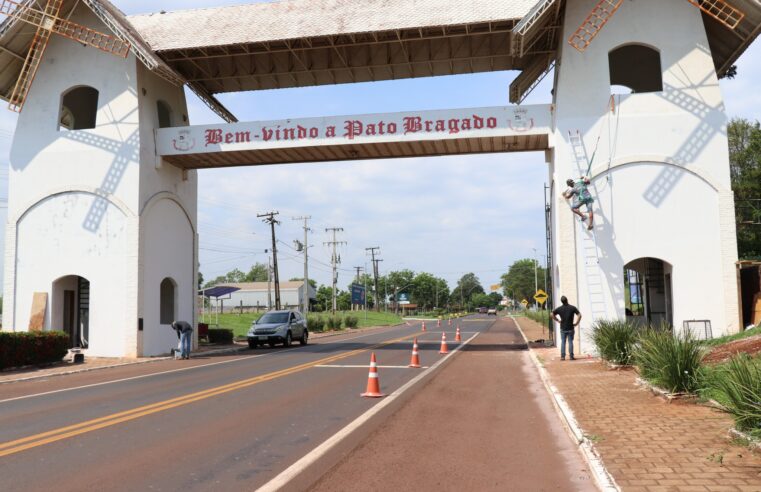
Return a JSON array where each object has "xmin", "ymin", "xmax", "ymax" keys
[
  {"xmin": 478, "ymin": 307, "xmax": 488, "ymax": 314},
  {"xmin": 247, "ymin": 310, "xmax": 308, "ymax": 348},
  {"xmin": 487, "ymin": 308, "xmax": 497, "ymax": 316}
]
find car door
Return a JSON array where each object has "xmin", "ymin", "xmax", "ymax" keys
[{"xmin": 290, "ymin": 312, "xmax": 302, "ymax": 337}]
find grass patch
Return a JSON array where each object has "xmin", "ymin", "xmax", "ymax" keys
[
  {"xmin": 703, "ymin": 325, "xmax": 761, "ymax": 347},
  {"xmin": 523, "ymin": 309, "xmax": 550, "ymax": 325},
  {"xmin": 207, "ymin": 310, "xmax": 403, "ymax": 339}
]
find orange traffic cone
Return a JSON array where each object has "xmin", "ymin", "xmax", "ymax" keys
[
  {"xmin": 421, "ymin": 321, "xmax": 426, "ymax": 332},
  {"xmin": 455, "ymin": 326, "xmax": 462, "ymax": 342},
  {"xmin": 361, "ymin": 352, "xmax": 385, "ymax": 398},
  {"xmin": 437, "ymin": 319, "xmax": 441, "ymax": 328},
  {"xmin": 408, "ymin": 338, "xmax": 422, "ymax": 368},
  {"xmin": 439, "ymin": 332, "xmax": 449, "ymax": 354}
]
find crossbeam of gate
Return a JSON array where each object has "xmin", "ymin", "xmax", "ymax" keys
[{"xmin": 156, "ymin": 105, "xmax": 552, "ymax": 169}]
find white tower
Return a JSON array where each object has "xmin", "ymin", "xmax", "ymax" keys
[
  {"xmin": 551, "ymin": 0, "xmax": 740, "ymax": 346},
  {"xmin": 2, "ymin": 6, "xmax": 197, "ymax": 357}
]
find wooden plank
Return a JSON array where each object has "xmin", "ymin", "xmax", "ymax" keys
[
  {"xmin": 28, "ymin": 292, "xmax": 47, "ymax": 332},
  {"xmin": 752, "ymin": 293, "xmax": 761, "ymax": 326}
]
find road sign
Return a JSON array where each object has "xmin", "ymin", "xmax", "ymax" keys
[
  {"xmin": 520, "ymin": 299, "xmax": 529, "ymax": 308},
  {"xmin": 533, "ymin": 289, "xmax": 548, "ymax": 305},
  {"xmin": 490, "ymin": 284, "xmax": 501, "ymax": 292},
  {"xmin": 398, "ymin": 292, "xmax": 410, "ymax": 305},
  {"xmin": 351, "ymin": 284, "xmax": 366, "ymax": 305}
]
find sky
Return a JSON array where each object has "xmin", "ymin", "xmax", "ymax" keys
[{"xmin": 0, "ymin": 0, "xmax": 760, "ymax": 294}]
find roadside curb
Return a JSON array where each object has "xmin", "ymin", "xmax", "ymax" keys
[
  {"xmin": 512, "ymin": 316, "xmax": 620, "ymax": 492},
  {"xmin": 258, "ymin": 331, "xmax": 480, "ymax": 492},
  {"xmin": 0, "ymin": 344, "xmax": 249, "ymax": 385}
]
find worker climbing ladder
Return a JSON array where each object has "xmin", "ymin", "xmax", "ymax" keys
[{"xmin": 566, "ymin": 130, "xmax": 609, "ymax": 326}]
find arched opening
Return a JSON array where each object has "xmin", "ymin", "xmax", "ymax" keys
[
  {"xmin": 160, "ymin": 277, "xmax": 177, "ymax": 325},
  {"xmin": 623, "ymin": 258, "xmax": 672, "ymax": 327},
  {"xmin": 608, "ymin": 44, "xmax": 663, "ymax": 94},
  {"xmin": 157, "ymin": 100, "xmax": 173, "ymax": 128},
  {"xmin": 59, "ymin": 86, "xmax": 99, "ymax": 130},
  {"xmin": 52, "ymin": 275, "xmax": 90, "ymax": 348}
]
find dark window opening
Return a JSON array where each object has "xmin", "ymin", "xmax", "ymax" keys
[
  {"xmin": 624, "ymin": 269, "xmax": 644, "ymax": 316},
  {"xmin": 59, "ymin": 86, "xmax": 99, "ymax": 130},
  {"xmin": 157, "ymin": 100, "xmax": 172, "ymax": 128},
  {"xmin": 160, "ymin": 277, "xmax": 177, "ymax": 325},
  {"xmin": 609, "ymin": 44, "xmax": 663, "ymax": 94}
]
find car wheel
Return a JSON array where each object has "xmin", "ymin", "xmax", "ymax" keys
[
  {"xmin": 300, "ymin": 329, "xmax": 308, "ymax": 345},
  {"xmin": 283, "ymin": 332, "xmax": 292, "ymax": 347},
  {"xmin": 248, "ymin": 340, "xmax": 258, "ymax": 349}
]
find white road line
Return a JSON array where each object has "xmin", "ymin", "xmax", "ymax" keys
[
  {"xmin": 257, "ymin": 331, "xmax": 479, "ymax": 492},
  {"xmin": 0, "ymin": 323, "xmax": 425, "ymax": 404},
  {"xmin": 315, "ymin": 365, "xmax": 429, "ymax": 369}
]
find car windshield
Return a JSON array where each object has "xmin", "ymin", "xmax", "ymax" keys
[{"xmin": 258, "ymin": 312, "xmax": 289, "ymax": 324}]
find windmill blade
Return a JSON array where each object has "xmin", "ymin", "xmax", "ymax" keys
[
  {"xmin": 685, "ymin": 0, "xmax": 745, "ymax": 30},
  {"xmin": 568, "ymin": 0, "xmax": 624, "ymax": 52},
  {"xmin": 7, "ymin": 0, "xmax": 64, "ymax": 112},
  {"xmin": 0, "ymin": 0, "xmax": 130, "ymax": 57}
]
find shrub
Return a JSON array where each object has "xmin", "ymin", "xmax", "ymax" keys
[
  {"xmin": 635, "ymin": 326, "xmax": 705, "ymax": 394},
  {"xmin": 0, "ymin": 331, "xmax": 70, "ymax": 370},
  {"xmin": 207, "ymin": 328, "xmax": 233, "ymax": 344},
  {"xmin": 307, "ymin": 316, "xmax": 325, "ymax": 332},
  {"xmin": 592, "ymin": 319, "xmax": 639, "ymax": 365},
  {"xmin": 711, "ymin": 354, "xmax": 761, "ymax": 437},
  {"xmin": 344, "ymin": 315, "xmax": 359, "ymax": 328},
  {"xmin": 325, "ymin": 316, "xmax": 343, "ymax": 330}
]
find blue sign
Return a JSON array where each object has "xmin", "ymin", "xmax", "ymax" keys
[
  {"xmin": 398, "ymin": 292, "xmax": 410, "ymax": 304},
  {"xmin": 351, "ymin": 284, "xmax": 366, "ymax": 305}
]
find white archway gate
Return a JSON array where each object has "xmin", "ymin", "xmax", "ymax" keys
[{"xmin": 2, "ymin": 0, "xmax": 759, "ymax": 356}]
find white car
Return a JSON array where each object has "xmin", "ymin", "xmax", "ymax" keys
[
  {"xmin": 247, "ymin": 310, "xmax": 308, "ymax": 348},
  {"xmin": 487, "ymin": 308, "xmax": 497, "ymax": 316}
]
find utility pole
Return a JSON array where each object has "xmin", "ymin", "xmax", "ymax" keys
[
  {"xmin": 366, "ymin": 247, "xmax": 381, "ymax": 312},
  {"xmin": 266, "ymin": 250, "xmax": 272, "ymax": 310},
  {"xmin": 325, "ymin": 227, "xmax": 346, "ymax": 314},
  {"xmin": 292, "ymin": 216, "xmax": 311, "ymax": 313},
  {"xmin": 532, "ymin": 247, "xmax": 538, "ymax": 311},
  {"xmin": 259, "ymin": 211, "xmax": 281, "ymax": 310}
]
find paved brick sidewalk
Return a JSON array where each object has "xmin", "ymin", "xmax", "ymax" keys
[{"xmin": 516, "ymin": 316, "xmax": 761, "ymax": 492}]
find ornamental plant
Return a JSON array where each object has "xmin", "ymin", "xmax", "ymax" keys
[
  {"xmin": 0, "ymin": 331, "xmax": 69, "ymax": 370},
  {"xmin": 591, "ymin": 319, "xmax": 639, "ymax": 366},
  {"xmin": 635, "ymin": 326, "xmax": 705, "ymax": 394},
  {"xmin": 711, "ymin": 354, "xmax": 761, "ymax": 437}
]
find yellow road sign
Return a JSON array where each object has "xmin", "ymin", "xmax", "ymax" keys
[
  {"xmin": 520, "ymin": 299, "xmax": 529, "ymax": 307},
  {"xmin": 533, "ymin": 289, "xmax": 548, "ymax": 304}
]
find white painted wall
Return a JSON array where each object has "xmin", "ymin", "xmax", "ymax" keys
[
  {"xmin": 2, "ymin": 5, "xmax": 196, "ymax": 357},
  {"xmin": 552, "ymin": 0, "xmax": 740, "ymax": 348}
]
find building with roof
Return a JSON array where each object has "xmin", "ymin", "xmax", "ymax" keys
[
  {"xmin": 0, "ymin": 0, "xmax": 759, "ymax": 357},
  {"xmin": 213, "ymin": 281, "xmax": 316, "ymax": 311}
]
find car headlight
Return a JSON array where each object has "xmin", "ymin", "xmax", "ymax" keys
[{"xmin": 248, "ymin": 328, "xmax": 256, "ymax": 336}]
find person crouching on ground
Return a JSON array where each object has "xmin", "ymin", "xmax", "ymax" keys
[
  {"xmin": 563, "ymin": 176, "xmax": 594, "ymax": 230},
  {"xmin": 551, "ymin": 296, "xmax": 582, "ymax": 361},
  {"xmin": 172, "ymin": 320, "xmax": 193, "ymax": 359}
]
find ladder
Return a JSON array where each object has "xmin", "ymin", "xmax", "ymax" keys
[
  {"xmin": 568, "ymin": 0, "xmax": 623, "ymax": 52},
  {"xmin": 567, "ymin": 130, "xmax": 608, "ymax": 324},
  {"xmin": 577, "ymin": 220, "xmax": 608, "ymax": 324}
]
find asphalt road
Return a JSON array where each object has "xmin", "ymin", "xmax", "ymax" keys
[{"xmin": 0, "ymin": 318, "xmax": 488, "ymax": 491}]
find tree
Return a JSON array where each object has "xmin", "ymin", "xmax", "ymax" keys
[
  {"xmin": 337, "ymin": 290, "xmax": 351, "ymax": 311},
  {"xmin": 470, "ymin": 293, "xmax": 492, "ymax": 309},
  {"xmin": 315, "ymin": 285, "xmax": 333, "ymax": 312},
  {"xmin": 197, "ymin": 271, "xmax": 204, "ymax": 290},
  {"xmin": 501, "ymin": 259, "xmax": 546, "ymax": 305},
  {"xmin": 411, "ymin": 272, "xmax": 448, "ymax": 311},
  {"xmin": 223, "ymin": 268, "xmax": 246, "ymax": 283},
  {"xmin": 245, "ymin": 262, "xmax": 269, "ymax": 282},
  {"xmin": 728, "ymin": 118, "xmax": 761, "ymax": 259},
  {"xmin": 488, "ymin": 292, "xmax": 503, "ymax": 307},
  {"xmin": 450, "ymin": 273, "xmax": 484, "ymax": 308}
]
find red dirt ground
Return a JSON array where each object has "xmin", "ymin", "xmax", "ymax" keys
[{"xmin": 704, "ymin": 334, "xmax": 761, "ymax": 364}]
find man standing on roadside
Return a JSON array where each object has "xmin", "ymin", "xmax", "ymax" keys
[
  {"xmin": 171, "ymin": 320, "xmax": 193, "ymax": 359},
  {"xmin": 551, "ymin": 296, "xmax": 581, "ymax": 360}
]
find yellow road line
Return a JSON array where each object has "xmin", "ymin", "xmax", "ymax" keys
[{"xmin": 0, "ymin": 333, "xmax": 415, "ymax": 458}]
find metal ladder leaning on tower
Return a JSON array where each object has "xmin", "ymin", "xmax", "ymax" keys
[{"xmin": 567, "ymin": 130, "xmax": 609, "ymax": 346}]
